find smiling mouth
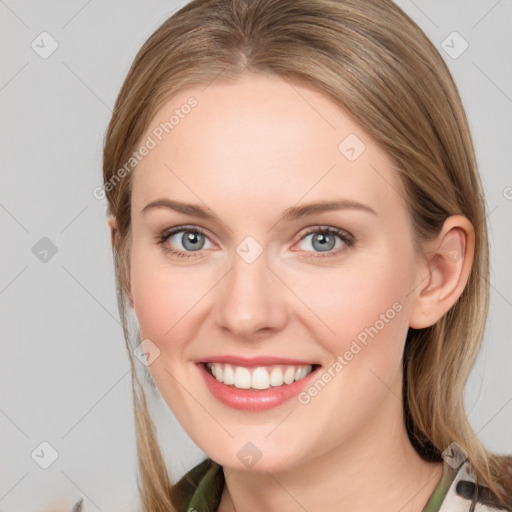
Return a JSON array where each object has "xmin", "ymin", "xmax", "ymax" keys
[{"xmin": 202, "ymin": 362, "xmax": 320, "ymax": 391}]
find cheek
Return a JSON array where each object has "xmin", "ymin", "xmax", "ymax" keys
[
  {"xmin": 128, "ymin": 247, "xmax": 208, "ymax": 405},
  {"xmin": 289, "ymin": 252, "xmax": 412, "ymax": 358},
  {"xmin": 288, "ymin": 255, "xmax": 416, "ymax": 425},
  {"xmin": 286, "ymin": 253, "xmax": 413, "ymax": 437},
  {"xmin": 129, "ymin": 242, "xmax": 199, "ymax": 344}
]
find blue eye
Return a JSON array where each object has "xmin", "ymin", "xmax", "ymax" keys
[
  {"xmin": 157, "ymin": 225, "xmax": 353, "ymax": 259},
  {"xmin": 295, "ymin": 226, "xmax": 353, "ymax": 258},
  {"xmin": 157, "ymin": 226, "xmax": 213, "ymax": 259}
]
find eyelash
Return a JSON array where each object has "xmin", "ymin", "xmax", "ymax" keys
[{"xmin": 156, "ymin": 225, "xmax": 354, "ymax": 260}]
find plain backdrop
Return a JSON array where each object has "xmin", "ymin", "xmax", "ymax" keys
[{"xmin": 1, "ymin": 1, "xmax": 511, "ymax": 511}]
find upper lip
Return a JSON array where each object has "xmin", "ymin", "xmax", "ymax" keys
[{"xmin": 196, "ymin": 355, "xmax": 320, "ymax": 367}]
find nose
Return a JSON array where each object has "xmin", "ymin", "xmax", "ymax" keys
[{"xmin": 213, "ymin": 249, "xmax": 289, "ymax": 340}]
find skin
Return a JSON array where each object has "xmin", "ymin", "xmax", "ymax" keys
[{"xmin": 108, "ymin": 72, "xmax": 475, "ymax": 512}]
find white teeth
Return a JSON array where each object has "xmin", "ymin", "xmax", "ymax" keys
[
  {"xmin": 234, "ymin": 366, "xmax": 251, "ymax": 389},
  {"xmin": 269, "ymin": 367, "xmax": 284, "ymax": 386},
  {"xmin": 295, "ymin": 366, "xmax": 308, "ymax": 380},
  {"xmin": 212, "ymin": 364, "xmax": 223, "ymax": 382},
  {"xmin": 283, "ymin": 366, "xmax": 295, "ymax": 384},
  {"xmin": 223, "ymin": 364, "xmax": 235, "ymax": 385},
  {"xmin": 205, "ymin": 362, "xmax": 314, "ymax": 390},
  {"xmin": 251, "ymin": 367, "xmax": 270, "ymax": 390}
]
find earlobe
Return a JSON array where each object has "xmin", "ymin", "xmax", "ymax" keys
[
  {"xmin": 107, "ymin": 214, "xmax": 118, "ymax": 249},
  {"xmin": 409, "ymin": 215, "xmax": 474, "ymax": 329}
]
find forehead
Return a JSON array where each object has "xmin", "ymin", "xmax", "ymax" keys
[{"xmin": 131, "ymin": 73, "xmax": 405, "ymax": 218}]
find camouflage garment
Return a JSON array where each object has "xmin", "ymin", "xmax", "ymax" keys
[
  {"xmin": 69, "ymin": 454, "xmax": 510, "ymax": 511},
  {"xmin": 168, "ymin": 456, "xmax": 511, "ymax": 512}
]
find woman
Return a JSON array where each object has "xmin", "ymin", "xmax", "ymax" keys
[{"xmin": 89, "ymin": 0, "xmax": 512, "ymax": 510}]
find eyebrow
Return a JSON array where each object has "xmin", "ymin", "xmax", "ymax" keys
[{"xmin": 140, "ymin": 198, "xmax": 377, "ymax": 221}]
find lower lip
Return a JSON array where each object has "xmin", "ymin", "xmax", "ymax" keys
[{"xmin": 197, "ymin": 362, "xmax": 320, "ymax": 412}]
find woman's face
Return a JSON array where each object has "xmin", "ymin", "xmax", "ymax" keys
[{"xmin": 127, "ymin": 73, "xmax": 428, "ymax": 471}]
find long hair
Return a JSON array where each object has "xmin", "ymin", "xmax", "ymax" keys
[{"xmin": 102, "ymin": 0, "xmax": 512, "ymax": 509}]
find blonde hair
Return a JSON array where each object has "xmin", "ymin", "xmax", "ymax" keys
[{"xmin": 102, "ymin": 0, "xmax": 512, "ymax": 509}]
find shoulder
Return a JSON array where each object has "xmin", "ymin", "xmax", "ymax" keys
[
  {"xmin": 170, "ymin": 456, "xmax": 225, "ymax": 512},
  {"xmin": 445, "ymin": 459, "xmax": 512, "ymax": 511},
  {"xmin": 68, "ymin": 458, "xmax": 224, "ymax": 512}
]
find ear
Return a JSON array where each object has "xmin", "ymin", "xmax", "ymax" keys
[
  {"xmin": 107, "ymin": 214, "xmax": 118, "ymax": 250},
  {"xmin": 107, "ymin": 215, "xmax": 134, "ymax": 308},
  {"xmin": 408, "ymin": 215, "xmax": 475, "ymax": 329}
]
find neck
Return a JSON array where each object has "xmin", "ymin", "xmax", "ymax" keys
[{"xmin": 218, "ymin": 397, "xmax": 443, "ymax": 512}]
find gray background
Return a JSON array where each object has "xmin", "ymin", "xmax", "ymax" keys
[{"xmin": 1, "ymin": 1, "xmax": 511, "ymax": 511}]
